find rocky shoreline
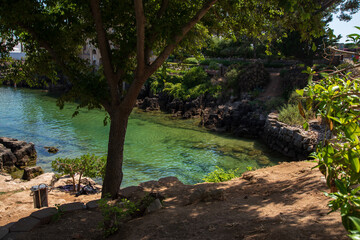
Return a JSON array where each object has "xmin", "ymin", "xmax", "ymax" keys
[{"xmin": 136, "ymin": 92, "xmax": 322, "ymax": 160}]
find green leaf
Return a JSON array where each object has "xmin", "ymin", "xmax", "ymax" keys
[
  {"xmin": 303, "ymin": 122, "xmax": 309, "ymax": 131},
  {"xmin": 296, "ymin": 89, "xmax": 304, "ymax": 97},
  {"xmin": 312, "ymin": 42, "xmax": 317, "ymax": 51},
  {"xmin": 349, "ymin": 217, "xmax": 360, "ymax": 232},
  {"xmin": 349, "ymin": 149, "xmax": 360, "ymax": 173},
  {"xmin": 335, "ymin": 179, "xmax": 348, "ymax": 195}
]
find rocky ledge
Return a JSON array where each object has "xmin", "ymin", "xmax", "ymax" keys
[{"xmin": 0, "ymin": 137, "xmax": 37, "ymax": 172}]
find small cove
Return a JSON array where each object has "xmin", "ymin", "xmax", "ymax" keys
[{"xmin": 0, "ymin": 87, "xmax": 289, "ymax": 187}]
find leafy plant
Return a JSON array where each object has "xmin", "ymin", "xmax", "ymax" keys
[
  {"xmin": 278, "ymin": 103, "xmax": 314, "ymax": 126},
  {"xmin": 183, "ymin": 57, "xmax": 199, "ymax": 65},
  {"xmin": 52, "ymin": 204, "xmax": 64, "ymax": 222},
  {"xmin": 203, "ymin": 166, "xmax": 240, "ymax": 183},
  {"xmin": 208, "ymin": 61, "xmax": 220, "ymax": 70},
  {"xmin": 299, "ymin": 31, "xmax": 360, "ymax": 236},
  {"xmin": 51, "ymin": 154, "xmax": 106, "ymax": 192},
  {"xmin": 98, "ymin": 196, "xmax": 139, "ymax": 237}
]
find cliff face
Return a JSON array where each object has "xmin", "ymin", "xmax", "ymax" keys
[{"xmin": 0, "ymin": 137, "xmax": 37, "ymax": 172}]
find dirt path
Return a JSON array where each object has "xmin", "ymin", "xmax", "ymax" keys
[
  {"xmin": 259, "ymin": 72, "xmax": 283, "ymax": 99},
  {"xmin": 23, "ymin": 161, "xmax": 347, "ymax": 240}
]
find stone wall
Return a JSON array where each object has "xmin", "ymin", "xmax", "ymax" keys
[
  {"xmin": 200, "ymin": 100, "xmax": 266, "ymax": 138},
  {"xmin": 262, "ymin": 113, "xmax": 320, "ymax": 160},
  {"xmin": 0, "ymin": 137, "xmax": 37, "ymax": 171}
]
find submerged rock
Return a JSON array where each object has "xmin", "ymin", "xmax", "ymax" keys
[{"xmin": 44, "ymin": 146, "xmax": 59, "ymax": 154}]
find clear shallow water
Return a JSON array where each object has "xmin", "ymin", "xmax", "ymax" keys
[{"xmin": 0, "ymin": 87, "xmax": 289, "ymax": 186}]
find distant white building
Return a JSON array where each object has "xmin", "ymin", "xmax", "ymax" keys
[{"xmin": 9, "ymin": 43, "xmax": 26, "ymax": 60}]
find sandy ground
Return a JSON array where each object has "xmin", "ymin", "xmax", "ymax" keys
[
  {"xmin": 0, "ymin": 173, "xmax": 101, "ymax": 226},
  {"xmin": 12, "ymin": 161, "xmax": 348, "ymax": 240}
]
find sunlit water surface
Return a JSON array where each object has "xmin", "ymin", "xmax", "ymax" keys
[{"xmin": 0, "ymin": 87, "xmax": 289, "ymax": 186}]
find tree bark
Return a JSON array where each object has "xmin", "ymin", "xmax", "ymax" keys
[{"xmin": 101, "ymin": 107, "xmax": 130, "ymax": 198}]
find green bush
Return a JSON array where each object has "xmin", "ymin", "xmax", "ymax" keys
[
  {"xmin": 51, "ymin": 154, "xmax": 106, "ymax": 192},
  {"xmin": 203, "ymin": 166, "xmax": 240, "ymax": 183},
  {"xmin": 277, "ymin": 103, "xmax": 314, "ymax": 126},
  {"xmin": 183, "ymin": 57, "xmax": 199, "ymax": 65},
  {"xmin": 98, "ymin": 197, "xmax": 138, "ymax": 237},
  {"xmin": 182, "ymin": 66, "xmax": 209, "ymax": 89},
  {"xmin": 208, "ymin": 61, "xmax": 220, "ymax": 70},
  {"xmin": 163, "ymin": 82, "xmax": 188, "ymax": 99}
]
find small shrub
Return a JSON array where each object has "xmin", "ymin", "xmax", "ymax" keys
[
  {"xmin": 98, "ymin": 197, "xmax": 139, "ymax": 237},
  {"xmin": 163, "ymin": 82, "xmax": 188, "ymax": 100},
  {"xmin": 203, "ymin": 166, "xmax": 240, "ymax": 183},
  {"xmin": 51, "ymin": 154, "xmax": 106, "ymax": 192},
  {"xmin": 52, "ymin": 204, "xmax": 64, "ymax": 222},
  {"xmin": 183, "ymin": 57, "xmax": 199, "ymax": 65},
  {"xmin": 208, "ymin": 61, "xmax": 220, "ymax": 70},
  {"xmin": 278, "ymin": 103, "xmax": 314, "ymax": 126},
  {"xmin": 182, "ymin": 66, "xmax": 209, "ymax": 89}
]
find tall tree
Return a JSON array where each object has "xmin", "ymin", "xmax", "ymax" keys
[{"xmin": 0, "ymin": 0, "xmax": 355, "ymax": 198}]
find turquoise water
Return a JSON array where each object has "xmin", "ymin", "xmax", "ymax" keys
[{"xmin": 0, "ymin": 87, "xmax": 288, "ymax": 186}]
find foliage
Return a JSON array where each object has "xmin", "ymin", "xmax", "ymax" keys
[
  {"xmin": 224, "ymin": 62, "xmax": 270, "ymax": 96},
  {"xmin": 51, "ymin": 204, "xmax": 64, "ymax": 222},
  {"xmin": 203, "ymin": 166, "xmax": 240, "ymax": 183},
  {"xmin": 278, "ymin": 103, "xmax": 314, "ymax": 126},
  {"xmin": 51, "ymin": 154, "xmax": 106, "ymax": 192},
  {"xmin": 182, "ymin": 67, "xmax": 209, "ymax": 89},
  {"xmin": 98, "ymin": 196, "xmax": 139, "ymax": 237},
  {"xmin": 274, "ymin": 26, "xmax": 340, "ymax": 65},
  {"xmin": 183, "ymin": 57, "xmax": 199, "ymax": 65},
  {"xmin": 151, "ymin": 66, "xmax": 221, "ymax": 100},
  {"xmin": 203, "ymin": 36, "xmax": 267, "ymax": 59},
  {"xmin": 208, "ymin": 61, "xmax": 220, "ymax": 70},
  {"xmin": 299, "ymin": 30, "xmax": 360, "ymax": 235}
]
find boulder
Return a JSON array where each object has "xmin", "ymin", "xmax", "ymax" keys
[
  {"xmin": 22, "ymin": 166, "xmax": 44, "ymax": 180},
  {"xmin": 0, "ymin": 144, "xmax": 17, "ymax": 170},
  {"xmin": 145, "ymin": 199, "xmax": 162, "ymax": 214},
  {"xmin": 0, "ymin": 137, "xmax": 37, "ymax": 170}
]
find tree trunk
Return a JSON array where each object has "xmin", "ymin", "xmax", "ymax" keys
[{"xmin": 101, "ymin": 107, "xmax": 130, "ymax": 199}]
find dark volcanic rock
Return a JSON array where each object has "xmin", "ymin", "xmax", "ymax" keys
[
  {"xmin": 22, "ymin": 166, "xmax": 44, "ymax": 180},
  {"xmin": 0, "ymin": 137, "xmax": 37, "ymax": 171}
]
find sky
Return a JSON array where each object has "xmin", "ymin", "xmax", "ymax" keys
[{"xmin": 328, "ymin": 12, "xmax": 360, "ymax": 43}]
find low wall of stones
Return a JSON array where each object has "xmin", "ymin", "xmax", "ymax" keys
[{"xmin": 262, "ymin": 113, "xmax": 320, "ymax": 160}]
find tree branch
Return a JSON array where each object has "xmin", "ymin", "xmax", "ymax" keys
[
  {"xmin": 316, "ymin": 0, "xmax": 341, "ymax": 14},
  {"xmin": 330, "ymin": 63, "xmax": 360, "ymax": 75},
  {"xmin": 144, "ymin": 0, "xmax": 169, "ymax": 64},
  {"xmin": 148, "ymin": 0, "xmax": 218, "ymax": 75},
  {"xmin": 328, "ymin": 46, "xmax": 360, "ymax": 56},
  {"xmin": 90, "ymin": 0, "xmax": 120, "ymax": 107},
  {"xmin": 121, "ymin": 0, "xmax": 218, "ymax": 114},
  {"xmin": 134, "ymin": 0, "xmax": 146, "ymax": 76},
  {"xmin": 157, "ymin": 0, "xmax": 169, "ymax": 18}
]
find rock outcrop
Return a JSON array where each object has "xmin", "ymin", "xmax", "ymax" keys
[
  {"xmin": 200, "ymin": 100, "xmax": 266, "ymax": 138},
  {"xmin": 22, "ymin": 166, "xmax": 44, "ymax": 181},
  {"xmin": 0, "ymin": 137, "xmax": 37, "ymax": 172}
]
